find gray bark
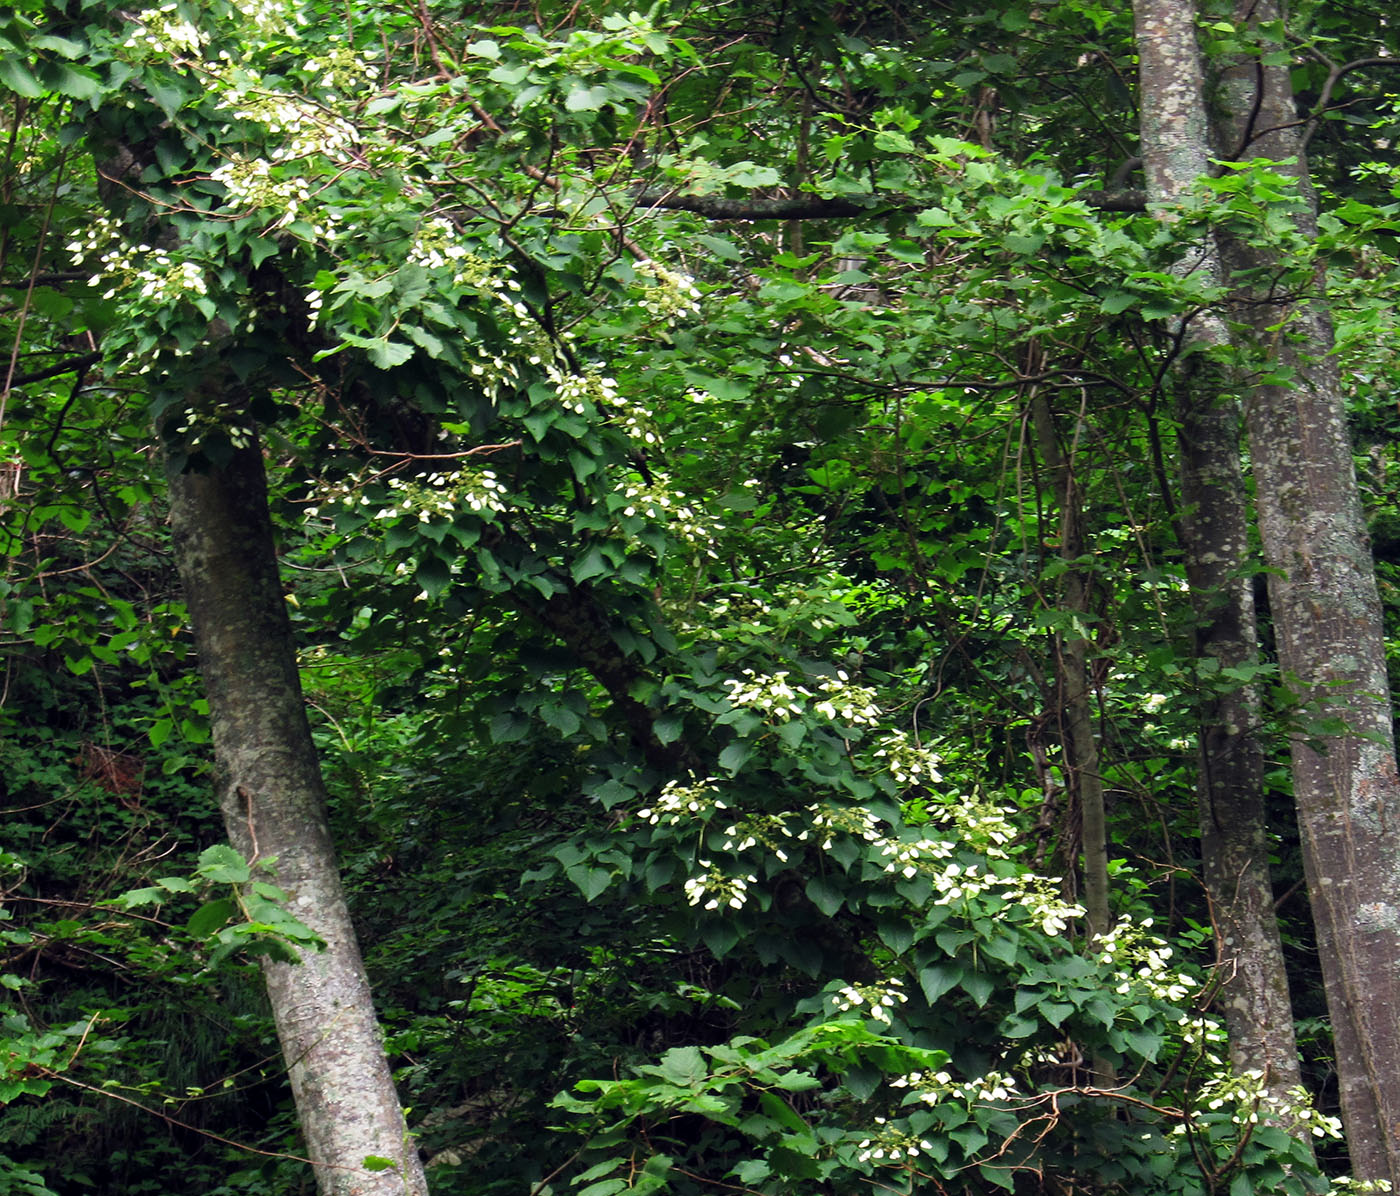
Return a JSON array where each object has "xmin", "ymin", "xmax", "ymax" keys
[
  {"xmin": 1212, "ymin": 1, "xmax": 1400, "ymax": 1184},
  {"xmin": 1133, "ymin": 0, "xmax": 1307, "ymax": 1110},
  {"xmin": 166, "ymin": 431, "xmax": 429, "ymax": 1196}
]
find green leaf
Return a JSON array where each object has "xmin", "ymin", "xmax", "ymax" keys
[
  {"xmin": 701, "ymin": 919, "xmax": 739, "ymax": 959},
  {"xmin": 155, "ymin": 876, "xmax": 196, "ymax": 894},
  {"xmin": 186, "ymin": 898, "xmax": 237, "ymax": 939},
  {"xmin": 566, "ymin": 865, "xmax": 612, "ymax": 902},
  {"xmin": 961, "ymin": 971, "xmax": 995, "ymax": 1007},
  {"xmin": 718, "ymin": 741, "xmax": 752, "ymax": 774},
  {"xmin": 41, "ymin": 60, "xmax": 101, "ymax": 100},
  {"xmin": 804, "ymin": 875, "xmax": 843, "ymax": 917},
  {"xmin": 367, "ymin": 338, "xmax": 414, "ymax": 369},
  {"xmin": 659, "ymin": 1045, "xmax": 706, "ymax": 1086},
  {"xmin": 572, "ymin": 545, "xmax": 609, "ymax": 583},
  {"xmin": 565, "ymin": 83, "xmax": 612, "ymax": 111},
  {"xmin": 919, "ymin": 962, "xmax": 963, "ymax": 1003},
  {"xmin": 0, "ymin": 58, "xmax": 43, "ymax": 98},
  {"xmin": 416, "ymin": 555, "xmax": 451, "ymax": 598},
  {"xmin": 361, "ymin": 1156, "xmax": 396, "ymax": 1173},
  {"xmin": 197, "ymin": 845, "xmax": 251, "ymax": 884}
]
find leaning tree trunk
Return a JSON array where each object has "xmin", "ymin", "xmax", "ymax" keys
[
  {"xmin": 1212, "ymin": 0, "xmax": 1400, "ymax": 1184},
  {"xmin": 1133, "ymin": 0, "xmax": 1308, "ymax": 1113},
  {"xmin": 166, "ymin": 429, "xmax": 429, "ymax": 1196}
]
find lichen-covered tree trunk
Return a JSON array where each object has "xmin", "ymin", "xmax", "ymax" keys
[
  {"xmin": 1212, "ymin": 0, "xmax": 1400, "ymax": 1183},
  {"xmin": 1133, "ymin": 0, "xmax": 1306, "ymax": 1109},
  {"xmin": 165, "ymin": 432, "xmax": 429, "ymax": 1196}
]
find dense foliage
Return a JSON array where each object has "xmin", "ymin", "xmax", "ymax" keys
[{"xmin": 4, "ymin": 0, "xmax": 1400, "ymax": 1192}]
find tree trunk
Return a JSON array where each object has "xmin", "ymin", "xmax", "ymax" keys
[
  {"xmin": 1133, "ymin": 0, "xmax": 1307, "ymax": 1110},
  {"xmin": 1212, "ymin": 1, "xmax": 1400, "ymax": 1183},
  {"xmin": 165, "ymin": 431, "xmax": 429, "ymax": 1196},
  {"xmin": 1028, "ymin": 388, "xmax": 1111, "ymax": 944}
]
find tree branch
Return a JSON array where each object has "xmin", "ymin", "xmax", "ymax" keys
[
  {"xmin": 635, "ymin": 187, "xmax": 1147, "ymax": 220},
  {"xmin": 6, "ymin": 350, "xmax": 102, "ymax": 387}
]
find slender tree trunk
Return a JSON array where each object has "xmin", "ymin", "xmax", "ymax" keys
[
  {"xmin": 1133, "ymin": 0, "xmax": 1307, "ymax": 1110},
  {"xmin": 1211, "ymin": 1, "xmax": 1400, "ymax": 1183},
  {"xmin": 1028, "ymin": 388, "xmax": 1110, "ymax": 943},
  {"xmin": 165, "ymin": 430, "xmax": 429, "ymax": 1196}
]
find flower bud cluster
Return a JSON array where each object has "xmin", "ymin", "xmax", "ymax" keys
[
  {"xmin": 871, "ymin": 731, "xmax": 943, "ymax": 787},
  {"xmin": 892, "ymin": 1067, "xmax": 1021, "ymax": 1105},
  {"xmin": 1187, "ymin": 1072, "xmax": 1343, "ymax": 1140},
  {"xmin": 637, "ymin": 777, "xmax": 725, "ymax": 827},
  {"xmin": 1095, "ymin": 917, "xmax": 1198, "ymax": 1003},
  {"xmin": 812, "ymin": 673, "xmax": 881, "ymax": 725},
  {"xmin": 719, "ymin": 813, "xmax": 795, "ymax": 861},
  {"xmin": 355, "ymin": 470, "xmax": 509, "ymax": 524},
  {"xmin": 123, "ymin": 4, "xmax": 207, "ymax": 56},
  {"xmin": 636, "ymin": 261, "xmax": 702, "ymax": 322},
  {"xmin": 618, "ymin": 481, "xmax": 716, "ymax": 557},
  {"xmin": 833, "ymin": 979, "xmax": 908, "ymax": 1024},
  {"xmin": 683, "ymin": 862, "xmax": 757, "ymax": 911},
  {"xmin": 723, "ymin": 669, "xmax": 809, "ymax": 721},
  {"xmin": 855, "ymin": 1116, "xmax": 936, "ymax": 1165}
]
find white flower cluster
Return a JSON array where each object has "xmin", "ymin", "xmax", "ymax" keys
[
  {"xmin": 549, "ymin": 365, "xmax": 618, "ymax": 416},
  {"xmin": 723, "ymin": 669, "xmax": 809, "ymax": 722},
  {"xmin": 891, "ymin": 1067, "xmax": 1021, "ymax": 1105},
  {"xmin": 224, "ymin": 78, "xmax": 358, "ymax": 162},
  {"xmin": 123, "ymin": 4, "xmax": 206, "ymax": 56},
  {"xmin": 956, "ymin": 802, "xmax": 1017, "ymax": 852},
  {"xmin": 683, "ymin": 861, "xmax": 757, "ymax": 911},
  {"xmin": 636, "ymin": 260, "xmax": 701, "ymax": 322},
  {"xmin": 609, "ymin": 394, "xmax": 662, "ymax": 445},
  {"xmin": 232, "ymin": 0, "xmax": 301, "ymax": 36},
  {"xmin": 813, "ymin": 673, "xmax": 882, "ymax": 725},
  {"xmin": 930, "ymin": 860, "xmax": 996, "ymax": 906},
  {"xmin": 872, "ymin": 731, "xmax": 943, "ymax": 787},
  {"xmin": 719, "ymin": 813, "xmax": 795, "ymax": 862},
  {"xmin": 997, "ymin": 874, "xmax": 1084, "ymax": 937},
  {"xmin": 355, "ymin": 470, "xmax": 509, "ymax": 524},
  {"xmin": 210, "ymin": 157, "xmax": 328, "ymax": 232},
  {"xmin": 303, "ymin": 44, "xmax": 379, "ymax": 91},
  {"xmin": 637, "ymin": 777, "xmax": 725, "ymax": 827},
  {"xmin": 855, "ymin": 1116, "xmax": 935, "ymax": 1165},
  {"xmin": 801, "ymin": 803, "xmax": 885, "ymax": 849},
  {"xmin": 833, "ymin": 978, "xmax": 909, "ymax": 1024},
  {"xmin": 166, "ymin": 396, "xmax": 255, "ymax": 449},
  {"xmin": 1095, "ymin": 917, "xmax": 1198, "ymax": 1003},
  {"xmin": 1185, "ymin": 1073, "xmax": 1343, "ymax": 1141},
  {"xmin": 465, "ymin": 328, "xmax": 545, "ymax": 392},
  {"xmin": 68, "ymin": 223, "xmax": 209, "ymax": 308},
  {"xmin": 878, "ymin": 836, "xmax": 954, "ymax": 879},
  {"xmin": 618, "ymin": 482, "xmax": 717, "ymax": 556},
  {"xmin": 408, "ymin": 221, "xmax": 523, "ymax": 299}
]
